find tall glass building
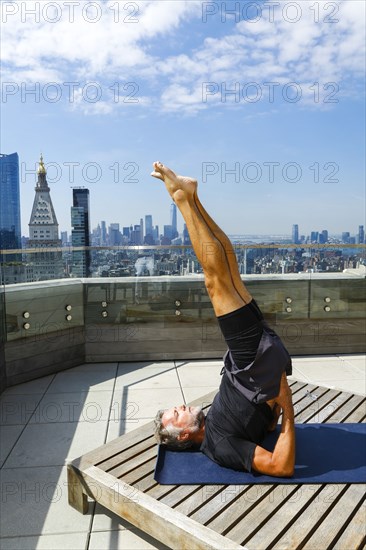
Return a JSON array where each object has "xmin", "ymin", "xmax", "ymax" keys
[
  {"xmin": 292, "ymin": 224, "xmax": 299, "ymax": 244},
  {"xmin": 71, "ymin": 188, "xmax": 91, "ymax": 277},
  {"xmin": 170, "ymin": 203, "xmax": 178, "ymax": 239},
  {"xmin": 0, "ymin": 152, "xmax": 21, "ymax": 253}
]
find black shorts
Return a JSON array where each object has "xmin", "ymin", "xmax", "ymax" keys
[{"xmin": 217, "ymin": 300, "xmax": 264, "ymax": 369}]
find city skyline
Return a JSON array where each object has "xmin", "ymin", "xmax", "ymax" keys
[
  {"xmin": 1, "ymin": 151, "xmax": 364, "ymax": 247},
  {"xmin": 2, "ymin": 1, "xmax": 365, "ymax": 236},
  {"xmin": 6, "ymin": 150, "xmax": 366, "ymax": 239},
  {"xmin": 1, "ymin": 154, "xmax": 364, "ymax": 284}
]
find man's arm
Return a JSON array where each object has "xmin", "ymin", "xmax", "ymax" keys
[{"xmin": 251, "ymin": 373, "xmax": 295, "ymax": 477}]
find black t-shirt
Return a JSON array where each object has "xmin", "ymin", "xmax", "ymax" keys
[{"xmin": 200, "ymin": 373, "xmax": 273, "ymax": 472}]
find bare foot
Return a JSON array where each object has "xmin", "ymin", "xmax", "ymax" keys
[{"xmin": 151, "ymin": 161, "xmax": 197, "ymax": 202}]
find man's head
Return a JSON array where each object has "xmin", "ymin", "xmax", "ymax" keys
[{"xmin": 154, "ymin": 404, "xmax": 205, "ymax": 450}]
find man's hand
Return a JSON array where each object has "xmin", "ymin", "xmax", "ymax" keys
[
  {"xmin": 268, "ymin": 402, "xmax": 282, "ymax": 432},
  {"xmin": 275, "ymin": 373, "xmax": 293, "ymax": 410}
]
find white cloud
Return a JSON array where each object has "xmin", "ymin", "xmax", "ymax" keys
[
  {"xmin": 2, "ymin": 1, "xmax": 201, "ymax": 78},
  {"xmin": 157, "ymin": 0, "xmax": 365, "ymax": 111},
  {"xmin": 69, "ymin": 86, "xmax": 152, "ymax": 115},
  {"xmin": 2, "ymin": 0, "xmax": 364, "ymax": 114}
]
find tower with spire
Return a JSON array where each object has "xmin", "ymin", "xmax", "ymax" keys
[
  {"xmin": 27, "ymin": 155, "xmax": 64, "ymax": 280},
  {"xmin": 170, "ymin": 202, "xmax": 178, "ymax": 239}
]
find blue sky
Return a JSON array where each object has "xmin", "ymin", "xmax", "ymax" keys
[{"xmin": 1, "ymin": 0, "xmax": 365, "ymax": 237}]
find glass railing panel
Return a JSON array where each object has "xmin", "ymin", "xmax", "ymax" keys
[
  {"xmin": 5, "ymin": 280, "xmax": 84, "ymax": 342},
  {"xmin": 246, "ymin": 277, "xmax": 311, "ymax": 322},
  {"xmin": 84, "ymin": 278, "xmax": 214, "ymax": 327},
  {"xmin": 4, "ymin": 274, "xmax": 365, "ymax": 344},
  {"xmin": 0, "ymin": 274, "xmax": 6, "ymax": 392},
  {"xmin": 309, "ymin": 278, "xmax": 366, "ymax": 319},
  {"xmin": 1, "ymin": 244, "xmax": 365, "ymax": 285},
  {"xmin": 0, "ymin": 286, "xmax": 5, "ymax": 342}
]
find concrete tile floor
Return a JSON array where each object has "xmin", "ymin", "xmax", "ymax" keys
[{"xmin": 0, "ymin": 354, "xmax": 365, "ymax": 550}]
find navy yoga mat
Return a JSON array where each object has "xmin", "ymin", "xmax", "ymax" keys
[{"xmin": 154, "ymin": 423, "xmax": 366, "ymax": 484}]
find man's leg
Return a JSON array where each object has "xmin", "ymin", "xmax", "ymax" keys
[
  {"xmin": 151, "ymin": 162, "xmax": 245, "ymax": 316},
  {"xmin": 194, "ymin": 193, "xmax": 252, "ymax": 304}
]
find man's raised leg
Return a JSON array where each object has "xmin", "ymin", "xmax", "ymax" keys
[
  {"xmin": 193, "ymin": 194, "xmax": 252, "ymax": 305},
  {"xmin": 151, "ymin": 162, "xmax": 245, "ymax": 317}
]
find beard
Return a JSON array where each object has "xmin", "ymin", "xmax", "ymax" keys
[{"xmin": 190, "ymin": 407, "xmax": 205, "ymax": 431}]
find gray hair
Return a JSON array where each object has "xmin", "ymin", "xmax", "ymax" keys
[{"xmin": 154, "ymin": 409, "xmax": 197, "ymax": 450}]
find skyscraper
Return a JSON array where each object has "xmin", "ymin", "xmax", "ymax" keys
[
  {"xmin": 152, "ymin": 225, "xmax": 159, "ymax": 243},
  {"xmin": 183, "ymin": 223, "xmax": 191, "ymax": 245},
  {"xmin": 170, "ymin": 203, "xmax": 178, "ymax": 239},
  {"xmin": 0, "ymin": 152, "xmax": 21, "ymax": 259},
  {"xmin": 130, "ymin": 225, "xmax": 141, "ymax": 245},
  {"xmin": 320, "ymin": 230, "xmax": 328, "ymax": 244},
  {"xmin": 61, "ymin": 231, "xmax": 68, "ymax": 246},
  {"xmin": 163, "ymin": 225, "xmax": 173, "ymax": 243},
  {"xmin": 71, "ymin": 188, "xmax": 91, "ymax": 277},
  {"xmin": 310, "ymin": 231, "xmax": 319, "ymax": 243},
  {"xmin": 109, "ymin": 223, "xmax": 121, "ymax": 245},
  {"xmin": 122, "ymin": 226, "xmax": 130, "ymax": 241},
  {"xmin": 292, "ymin": 224, "xmax": 299, "ymax": 244},
  {"xmin": 358, "ymin": 225, "xmax": 365, "ymax": 244},
  {"xmin": 100, "ymin": 221, "xmax": 107, "ymax": 246},
  {"xmin": 145, "ymin": 214, "xmax": 152, "ymax": 235},
  {"xmin": 140, "ymin": 218, "xmax": 144, "ymax": 245},
  {"xmin": 144, "ymin": 215, "xmax": 154, "ymax": 244},
  {"xmin": 28, "ymin": 155, "xmax": 63, "ymax": 280}
]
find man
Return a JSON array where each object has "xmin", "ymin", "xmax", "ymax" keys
[{"xmin": 152, "ymin": 161, "xmax": 295, "ymax": 477}]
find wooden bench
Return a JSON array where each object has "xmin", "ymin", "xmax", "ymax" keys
[{"xmin": 68, "ymin": 380, "xmax": 366, "ymax": 550}]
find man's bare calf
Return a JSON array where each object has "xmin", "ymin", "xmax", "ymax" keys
[{"xmin": 151, "ymin": 162, "xmax": 249, "ymax": 316}]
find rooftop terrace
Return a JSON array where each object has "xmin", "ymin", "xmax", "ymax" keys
[
  {"xmin": 0, "ymin": 355, "xmax": 365, "ymax": 549},
  {"xmin": 0, "ymin": 274, "xmax": 365, "ymax": 548}
]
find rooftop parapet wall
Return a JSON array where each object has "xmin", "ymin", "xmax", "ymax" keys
[{"xmin": 2, "ymin": 275, "xmax": 365, "ymax": 390}]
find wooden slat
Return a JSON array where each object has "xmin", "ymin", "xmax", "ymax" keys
[
  {"xmin": 97, "ymin": 437, "xmax": 156, "ymax": 472},
  {"xmin": 285, "ymin": 384, "xmax": 327, "ymax": 422},
  {"xmin": 248, "ymin": 485, "xmax": 348, "ymax": 550},
  {"xmin": 293, "ymin": 386, "xmax": 330, "ymax": 420},
  {"xmin": 107, "ymin": 446, "xmax": 157, "ymax": 478},
  {"xmin": 146, "ymin": 481, "xmax": 199, "ymax": 502},
  {"xmin": 120, "ymin": 461, "xmax": 156, "ymax": 488},
  {"xmin": 307, "ymin": 390, "xmax": 352, "ymax": 423},
  {"xmin": 288, "ymin": 380, "xmax": 308, "ymax": 394},
  {"xmin": 174, "ymin": 485, "xmax": 226, "ymax": 517},
  {"xmin": 131, "ymin": 473, "xmax": 158, "ymax": 494},
  {"xmin": 191, "ymin": 485, "xmax": 272, "ymax": 530},
  {"xmin": 291, "ymin": 382, "xmax": 323, "ymax": 405},
  {"xmin": 345, "ymin": 401, "xmax": 366, "ymax": 423},
  {"xmin": 160, "ymin": 485, "xmax": 203, "ymax": 508},
  {"xmin": 302, "ymin": 484, "xmax": 366, "ymax": 549},
  {"xmin": 296, "ymin": 389, "xmax": 343, "ymax": 423},
  {"xmin": 188, "ymin": 485, "xmax": 251, "ymax": 526},
  {"xmin": 71, "ymin": 422, "xmax": 155, "ymax": 470},
  {"xmin": 326, "ymin": 394, "xmax": 365, "ymax": 423},
  {"xmin": 227, "ymin": 484, "xmax": 323, "ymax": 547},
  {"xmin": 80, "ymin": 466, "xmax": 244, "ymax": 550},
  {"xmin": 333, "ymin": 499, "xmax": 366, "ymax": 550}
]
